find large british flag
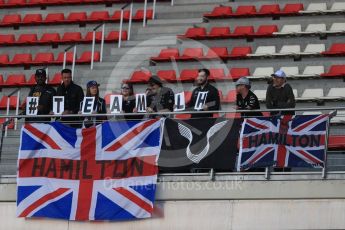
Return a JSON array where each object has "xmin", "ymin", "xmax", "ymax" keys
[
  {"xmin": 238, "ymin": 115, "xmax": 329, "ymax": 171},
  {"xmin": 17, "ymin": 119, "xmax": 163, "ymax": 221}
]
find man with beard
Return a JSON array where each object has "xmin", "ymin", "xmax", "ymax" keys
[
  {"xmin": 25, "ymin": 69, "xmax": 56, "ymax": 123},
  {"xmin": 146, "ymin": 75, "xmax": 175, "ymax": 116},
  {"xmin": 188, "ymin": 68, "xmax": 221, "ymax": 118},
  {"xmin": 56, "ymin": 68, "xmax": 84, "ymax": 128}
]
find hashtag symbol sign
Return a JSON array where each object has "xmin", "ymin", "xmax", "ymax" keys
[{"xmin": 26, "ymin": 97, "xmax": 39, "ymax": 115}]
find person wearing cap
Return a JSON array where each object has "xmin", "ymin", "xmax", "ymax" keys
[
  {"xmin": 235, "ymin": 77, "xmax": 262, "ymax": 118},
  {"xmin": 82, "ymin": 80, "xmax": 107, "ymax": 128},
  {"xmin": 56, "ymin": 68, "xmax": 84, "ymax": 128},
  {"xmin": 266, "ymin": 70, "xmax": 296, "ymax": 116},
  {"xmin": 146, "ymin": 75, "xmax": 175, "ymax": 115},
  {"xmin": 188, "ymin": 68, "xmax": 221, "ymax": 118},
  {"xmin": 25, "ymin": 69, "xmax": 56, "ymax": 123}
]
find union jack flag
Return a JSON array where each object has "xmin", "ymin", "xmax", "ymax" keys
[
  {"xmin": 17, "ymin": 119, "xmax": 163, "ymax": 221},
  {"xmin": 238, "ymin": 115, "xmax": 329, "ymax": 171}
]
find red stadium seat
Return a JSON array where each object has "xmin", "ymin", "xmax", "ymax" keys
[
  {"xmin": 280, "ymin": 3, "xmax": 304, "ymax": 15},
  {"xmin": 229, "ymin": 68, "xmax": 250, "ymax": 80},
  {"xmin": 0, "ymin": 96, "xmax": 18, "ymax": 109},
  {"xmin": 0, "ymin": 75, "xmax": 4, "ymax": 86},
  {"xmin": 32, "ymin": 52, "xmax": 55, "ymax": 64},
  {"xmin": 223, "ymin": 90, "xmax": 237, "ymax": 103},
  {"xmin": 4, "ymin": 74, "xmax": 26, "ymax": 86},
  {"xmin": 255, "ymin": 25, "xmax": 278, "ymax": 37},
  {"xmin": 204, "ymin": 47, "xmax": 228, "ymax": 59},
  {"xmin": 322, "ymin": 44, "xmax": 345, "ymax": 56},
  {"xmin": 61, "ymin": 32, "xmax": 82, "ymax": 42},
  {"xmin": 0, "ymin": 34, "xmax": 15, "ymax": 45},
  {"xmin": 55, "ymin": 52, "xmax": 74, "ymax": 64},
  {"xmin": 321, "ymin": 65, "xmax": 345, "ymax": 78},
  {"xmin": 48, "ymin": 73, "xmax": 62, "ymax": 85},
  {"xmin": 16, "ymin": 34, "xmax": 38, "ymax": 44},
  {"xmin": 66, "ymin": 12, "xmax": 87, "ymax": 22},
  {"xmin": 234, "ymin": 5, "xmax": 256, "ymax": 16},
  {"xmin": 207, "ymin": 26, "xmax": 231, "ymax": 38},
  {"xmin": 84, "ymin": 31, "xmax": 102, "ymax": 42},
  {"xmin": 157, "ymin": 70, "xmax": 177, "ymax": 82},
  {"xmin": 179, "ymin": 47, "xmax": 203, "ymax": 61},
  {"xmin": 178, "ymin": 27, "xmax": 207, "ymax": 39},
  {"xmin": 105, "ymin": 31, "xmax": 128, "ymax": 42},
  {"xmin": 88, "ymin": 11, "xmax": 110, "ymax": 22},
  {"xmin": 28, "ymin": 0, "xmax": 46, "ymax": 5},
  {"xmin": 1, "ymin": 14, "xmax": 21, "ymax": 25},
  {"xmin": 11, "ymin": 53, "xmax": 32, "ymax": 65},
  {"xmin": 23, "ymin": 74, "xmax": 36, "ymax": 86},
  {"xmin": 184, "ymin": 91, "xmax": 192, "ymax": 104},
  {"xmin": 7, "ymin": 0, "xmax": 26, "ymax": 6},
  {"xmin": 0, "ymin": 54, "xmax": 9, "ymax": 65},
  {"xmin": 229, "ymin": 46, "xmax": 252, "ymax": 58},
  {"xmin": 231, "ymin": 26, "xmax": 254, "ymax": 37},
  {"xmin": 22, "ymin": 14, "xmax": 43, "ymax": 24},
  {"xmin": 204, "ymin": 6, "xmax": 232, "ymax": 18},
  {"xmin": 128, "ymin": 70, "xmax": 151, "ymax": 83},
  {"xmin": 328, "ymin": 135, "xmax": 345, "ymax": 150},
  {"xmin": 133, "ymin": 9, "xmax": 153, "ymax": 20},
  {"xmin": 179, "ymin": 69, "xmax": 198, "ymax": 82},
  {"xmin": 39, "ymin": 33, "xmax": 61, "ymax": 43},
  {"xmin": 150, "ymin": 48, "xmax": 179, "ymax": 62},
  {"xmin": 175, "ymin": 114, "xmax": 191, "ymax": 119},
  {"xmin": 257, "ymin": 4, "xmax": 280, "ymax": 15},
  {"xmin": 111, "ymin": 10, "xmax": 130, "ymax": 21},
  {"xmin": 76, "ymin": 51, "xmax": 100, "ymax": 63},
  {"xmin": 209, "ymin": 68, "xmax": 226, "ymax": 81},
  {"xmin": 44, "ymin": 13, "xmax": 65, "ymax": 23}
]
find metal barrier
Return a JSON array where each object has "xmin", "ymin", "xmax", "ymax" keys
[{"xmin": 62, "ymin": 44, "xmax": 77, "ymax": 79}]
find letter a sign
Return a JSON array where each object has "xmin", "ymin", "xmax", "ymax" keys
[{"xmin": 110, "ymin": 95, "xmax": 122, "ymax": 114}]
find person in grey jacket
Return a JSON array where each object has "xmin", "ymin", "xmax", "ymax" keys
[{"xmin": 266, "ymin": 70, "xmax": 295, "ymax": 116}]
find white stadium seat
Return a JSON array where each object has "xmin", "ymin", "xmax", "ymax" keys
[
  {"xmin": 303, "ymin": 111, "xmax": 322, "ymax": 115},
  {"xmin": 302, "ymin": 44, "xmax": 326, "ymax": 54},
  {"xmin": 248, "ymin": 46, "xmax": 276, "ymax": 57},
  {"xmin": 322, "ymin": 88, "xmax": 345, "ymax": 100},
  {"xmin": 331, "ymin": 110, "xmax": 345, "ymax": 124},
  {"xmin": 280, "ymin": 66, "xmax": 299, "ymax": 77},
  {"xmin": 277, "ymin": 45, "xmax": 301, "ymax": 55},
  {"xmin": 293, "ymin": 89, "xmax": 298, "ymax": 98},
  {"xmin": 298, "ymin": 65, "xmax": 325, "ymax": 77},
  {"xmin": 274, "ymin": 24, "xmax": 302, "ymax": 35},
  {"xmin": 299, "ymin": 88, "xmax": 324, "ymax": 101},
  {"xmin": 300, "ymin": 3, "xmax": 327, "ymax": 13},
  {"xmin": 251, "ymin": 67, "xmax": 274, "ymax": 78},
  {"xmin": 253, "ymin": 90, "xmax": 267, "ymax": 101},
  {"xmin": 302, "ymin": 24, "xmax": 327, "ymax": 34},
  {"xmin": 326, "ymin": 2, "xmax": 345, "ymax": 13},
  {"xmin": 328, "ymin": 23, "xmax": 345, "ymax": 33}
]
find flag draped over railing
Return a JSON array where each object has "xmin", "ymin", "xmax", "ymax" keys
[
  {"xmin": 238, "ymin": 115, "xmax": 329, "ymax": 171},
  {"xmin": 17, "ymin": 119, "xmax": 163, "ymax": 221}
]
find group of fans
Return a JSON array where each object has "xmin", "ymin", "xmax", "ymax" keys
[{"xmin": 25, "ymin": 67, "xmax": 296, "ymax": 127}]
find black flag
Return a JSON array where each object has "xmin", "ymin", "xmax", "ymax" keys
[{"xmin": 159, "ymin": 118, "xmax": 241, "ymax": 172}]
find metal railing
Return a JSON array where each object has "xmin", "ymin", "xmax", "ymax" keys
[{"xmin": 62, "ymin": 44, "xmax": 77, "ymax": 79}]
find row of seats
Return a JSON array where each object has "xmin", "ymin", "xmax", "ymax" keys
[
  {"xmin": 204, "ymin": 2, "xmax": 345, "ymax": 19},
  {"xmin": 254, "ymin": 88, "xmax": 345, "ymax": 102},
  {"xmin": 0, "ymin": 51, "xmax": 100, "ymax": 67},
  {"xmin": 0, "ymin": 0, "xmax": 140, "ymax": 8},
  {"xmin": 0, "ymin": 30, "xmax": 127, "ymax": 46},
  {"xmin": 0, "ymin": 72, "xmax": 61, "ymax": 87},
  {"xmin": 0, "ymin": 9, "xmax": 153, "ymax": 27},
  {"xmin": 150, "ymin": 44, "xmax": 345, "ymax": 63},
  {"xmin": 127, "ymin": 65, "xmax": 345, "ymax": 83},
  {"xmin": 178, "ymin": 23, "xmax": 345, "ymax": 40}
]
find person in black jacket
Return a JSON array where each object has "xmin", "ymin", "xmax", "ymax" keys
[
  {"xmin": 25, "ymin": 69, "xmax": 56, "ymax": 123},
  {"xmin": 56, "ymin": 68, "xmax": 84, "ymax": 128},
  {"xmin": 235, "ymin": 77, "xmax": 262, "ymax": 118},
  {"xmin": 146, "ymin": 75, "xmax": 174, "ymax": 116},
  {"xmin": 120, "ymin": 82, "xmax": 143, "ymax": 120},
  {"xmin": 188, "ymin": 68, "xmax": 221, "ymax": 118},
  {"xmin": 266, "ymin": 70, "xmax": 295, "ymax": 116},
  {"xmin": 82, "ymin": 80, "xmax": 107, "ymax": 128}
]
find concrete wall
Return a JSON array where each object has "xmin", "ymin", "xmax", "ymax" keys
[{"xmin": 1, "ymin": 199, "xmax": 345, "ymax": 230}]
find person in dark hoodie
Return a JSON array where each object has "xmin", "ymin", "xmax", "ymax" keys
[
  {"xmin": 25, "ymin": 69, "xmax": 56, "ymax": 123},
  {"xmin": 56, "ymin": 68, "xmax": 84, "ymax": 128},
  {"xmin": 266, "ymin": 70, "xmax": 295, "ymax": 116}
]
